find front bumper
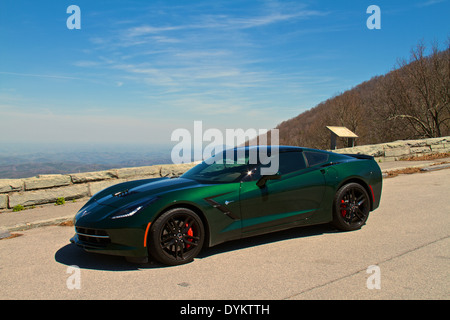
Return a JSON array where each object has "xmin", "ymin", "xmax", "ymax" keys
[{"xmin": 70, "ymin": 226, "xmax": 148, "ymax": 258}]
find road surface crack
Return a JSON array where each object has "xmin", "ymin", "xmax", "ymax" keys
[{"xmin": 283, "ymin": 234, "xmax": 450, "ymax": 299}]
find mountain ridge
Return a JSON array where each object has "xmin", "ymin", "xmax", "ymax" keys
[{"xmin": 273, "ymin": 40, "xmax": 450, "ymax": 150}]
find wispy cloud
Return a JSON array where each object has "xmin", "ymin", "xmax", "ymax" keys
[
  {"xmin": 72, "ymin": 61, "xmax": 101, "ymax": 68},
  {"xmin": 110, "ymin": 3, "xmax": 327, "ymax": 48},
  {"xmin": 416, "ymin": 0, "xmax": 446, "ymax": 7},
  {"xmin": 127, "ymin": 25, "xmax": 185, "ymax": 37},
  {"xmin": 65, "ymin": 1, "xmax": 334, "ymax": 132},
  {"xmin": 203, "ymin": 10, "xmax": 326, "ymax": 30},
  {"xmin": 0, "ymin": 71, "xmax": 83, "ymax": 81}
]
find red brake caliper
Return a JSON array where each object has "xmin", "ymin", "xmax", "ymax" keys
[
  {"xmin": 341, "ymin": 199, "xmax": 347, "ymax": 217},
  {"xmin": 186, "ymin": 223, "xmax": 193, "ymax": 248}
]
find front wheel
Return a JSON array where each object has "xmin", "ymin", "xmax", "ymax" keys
[
  {"xmin": 332, "ymin": 183, "xmax": 370, "ymax": 231},
  {"xmin": 148, "ymin": 208, "xmax": 205, "ymax": 266}
]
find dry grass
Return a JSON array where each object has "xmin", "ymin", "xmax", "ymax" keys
[
  {"xmin": 400, "ymin": 152, "xmax": 450, "ymax": 161},
  {"xmin": 384, "ymin": 167, "xmax": 423, "ymax": 178},
  {"xmin": 0, "ymin": 233, "xmax": 23, "ymax": 240},
  {"xmin": 58, "ymin": 220, "xmax": 74, "ymax": 227}
]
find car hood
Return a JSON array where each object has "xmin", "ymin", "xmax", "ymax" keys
[{"xmin": 94, "ymin": 177, "xmax": 200, "ymax": 209}]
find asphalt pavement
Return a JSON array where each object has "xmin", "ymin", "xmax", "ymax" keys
[{"xmin": 0, "ymin": 164, "xmax": 449, "ymax": 300}]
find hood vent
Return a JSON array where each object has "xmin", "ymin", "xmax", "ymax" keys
[{"xmin": 113, "ymin": 189, "xmax": 137, "ymax": 198}]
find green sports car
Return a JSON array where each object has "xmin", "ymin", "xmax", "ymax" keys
[{"xmin": 71, "ymin": 146, "xmax": 382, "ymax": 266}]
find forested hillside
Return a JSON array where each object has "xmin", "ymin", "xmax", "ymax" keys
[{"xmin": 275, "ymin": 40, "xmax": 450, "ymax": 149}]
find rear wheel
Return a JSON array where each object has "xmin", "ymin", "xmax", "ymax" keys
[
  {"xmin": 148, "ymin": 208, "xmax": 204, "ymax": 266},
  {"xmin": 332, "ymin": 183, "xmax": 370, "ymax": 231}
]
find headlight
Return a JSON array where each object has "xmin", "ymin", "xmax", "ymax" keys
[{"xmin": 110, "ymin": 197, "xmax": 159, "ymax": 220}]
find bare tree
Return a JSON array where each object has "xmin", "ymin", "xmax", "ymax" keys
[
  {"xmin": 386, "ymin": 40, "xmax": 450, "ymax": 138},
  {"xmin": 274, "ymin": 38, "xmax": 450, "ymax": 149}
]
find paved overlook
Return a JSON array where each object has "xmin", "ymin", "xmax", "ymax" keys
[
  {"xmin": 0, "ymin": 137, "xmax": 449, "ymax": 300},
  {"xmin": 0, "ymin": 164, "xmax": 449, "ymax": 300}
]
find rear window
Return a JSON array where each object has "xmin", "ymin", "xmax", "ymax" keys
[{"xmin": 304, "ymin": 151, "xmax": 328, "ymax": 167}]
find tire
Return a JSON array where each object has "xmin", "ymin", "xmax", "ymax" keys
[
  {"xmin": 332, "ymin": 182, "xmax": 370, "ymax": 231},
  {"xmin": 148, "ymin": 208, "xmax": 205, "ymax": 266}
]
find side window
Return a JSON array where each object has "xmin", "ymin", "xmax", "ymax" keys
[
  {"xmin": 242, "ymin": 151, "xmax": 306, "ymax": 182},
  {"xmin": 304, "ymin": 151, "xmax": 328, "ymax": 167},
  {"xmin": 277, "ymin": 151, "xmax": 306, "ymax": 175}
]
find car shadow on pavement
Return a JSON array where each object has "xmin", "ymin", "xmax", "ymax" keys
[
  {"xmin": 54, "ymin": 244, "xmax": 150, "ymax": 271},
  {"xmin": 55, "ymin": 223, "xmax": 339, "ymax": 271},
  {"xmin": 197, "ymin": 223, "xmax": 338, "ymax": 260}
]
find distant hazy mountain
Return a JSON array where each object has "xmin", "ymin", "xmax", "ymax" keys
[{"xmin": 0, "ymin": 142, "xmax": 173, "ymax": 179}]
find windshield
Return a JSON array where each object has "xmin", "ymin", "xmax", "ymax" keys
[{"xmin": 181, "ymin": 150, "xmax": 257, "ymax": 183}]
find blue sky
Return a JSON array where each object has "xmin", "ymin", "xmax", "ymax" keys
[{"xmin": 0, "ymin": 0, "xmax": 449, "ymax": 147}]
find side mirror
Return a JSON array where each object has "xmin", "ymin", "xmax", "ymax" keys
[{"xmin": 256, "ymin": 174, "xmax": 281, "ymax": 188}]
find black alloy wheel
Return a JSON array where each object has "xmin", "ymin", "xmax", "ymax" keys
[
  {"xmin": 148, "ymin": 208, "xmax": 204, "ymax": 266},
  {"xmin": 333, "ymin": 182, "xmax": 370, "ymax": 231}
]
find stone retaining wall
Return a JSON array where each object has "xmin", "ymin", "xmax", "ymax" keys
[
  {"xmin": 1, "ymin": 136, "xmax": 449, "ymax": 210},
  {"xmin": 332, "ymin": 136, "xmax": 450, "ymax": 160},
  {"xmin": 0, "ymin": 163, "xmax": 196, "ymax": 210}
]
